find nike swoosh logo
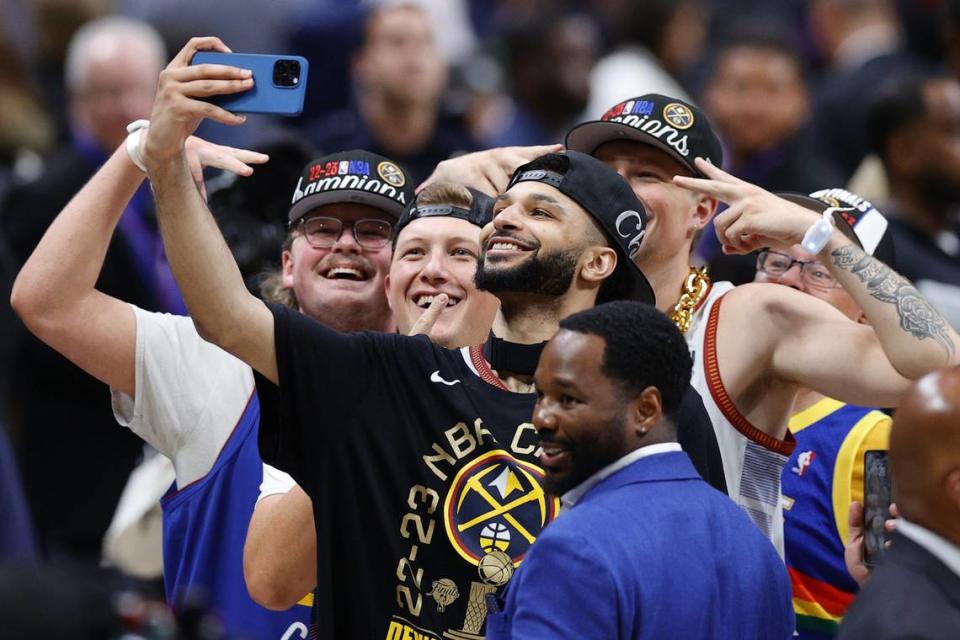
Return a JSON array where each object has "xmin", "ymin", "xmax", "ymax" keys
[{"xmin": 430, "ymin": 370, "xmax": 460, "ymax": 386}]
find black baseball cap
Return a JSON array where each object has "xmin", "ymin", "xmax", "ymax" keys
[
  {"xmin": 287, "ymin": 149, "xmax": 414, "ymax": 223},
  {"xmin": 506, "ymin": 150, "xmax": 655, "ymax": 305},
  {"xmin": 565, "ymin": 94, "xmax": 723, "ymax": 177},
  {"xmin": 778, "ymin": 188, "xmax": 896, "ymax": 267},
  {"xmin": 394, "ymin": 187, "xmax": 494, "ymax": 240}
]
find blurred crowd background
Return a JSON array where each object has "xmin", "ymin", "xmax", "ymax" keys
[{"xmin": 0, "ymin": 0, "xmax": 959, "ymax": 634}]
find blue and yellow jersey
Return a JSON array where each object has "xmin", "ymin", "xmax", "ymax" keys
[{"xmin": 781, "ymin": 397, "xmax": 890, "ymax": 638}]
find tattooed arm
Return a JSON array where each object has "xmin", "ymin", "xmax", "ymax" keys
[
  {"xmin": 827, "ymin": 237, "xmax": 959, "ymax": 376},
  {"xmin": 671, "ymin": 159, "xmax": 960, "ymax": 379}
]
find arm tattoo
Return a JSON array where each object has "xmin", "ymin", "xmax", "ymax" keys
[{"xmin": 831, "ymin": 244, "xmax": 955, "ymax": 358}]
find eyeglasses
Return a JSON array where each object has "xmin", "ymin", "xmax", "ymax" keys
[
  {"xmin": 293, "ymin": 216, "xmax": 393, "ymax": 250},
  {"xmin": 756, "ymin": 250, "xmax": 840, "ymax": 290}
]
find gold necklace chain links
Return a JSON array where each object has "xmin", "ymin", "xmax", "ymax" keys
[{"xmin": 669, "ymin": 265, "xmax": 711, "ymax": 334}]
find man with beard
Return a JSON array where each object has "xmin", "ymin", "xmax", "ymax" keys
[
  {"xmin": 486, "ymin": 301, "xmax": 793, "ymax": 640},
  {"xmin": 438, "ymin": 92, "xmax": 960, "ymax": 556},
  {"xmin": 866, "ymin": 73, "xmax": 960, "ymax": 329},
  {"xmin": 243, "ymin": 184, "xmax": 724, "ymax": 612},
  {"xmin": 140, "ymin": 37, "xmax": 668, "ymax": 637}
]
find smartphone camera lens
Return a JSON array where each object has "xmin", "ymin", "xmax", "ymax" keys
[{"xmin": 273, "ymin": 59, "xmax": 300, "ymax": 87}]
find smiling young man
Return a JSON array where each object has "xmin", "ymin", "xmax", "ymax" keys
[
  {"xmin": 486, "ymin": 301, "xmax": 793, "ymax": 640},
  {"xmin": 560, "ymin": 93, "xmax": 960, "ymax": 555},
  {"xmin": 386, "ymin": 183, "xmax": 500, "ymax": 348},
  {"xmin": 140, "ymin": 37, "xmax": 660, "ymax": 637},
  {"xmin": 11, "ymin": 126, "xmax": 415, "ymax": 639},
  {"xmin": 264, "ymin": 149, "xmax": 406, "ymax": 333},
  {"xmin": 244, "ymin": 182, "xmax": 501, "ymax": 608}
]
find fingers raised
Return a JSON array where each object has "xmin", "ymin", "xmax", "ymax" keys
[
  {"xmin": 673, "ymin": 174, "xmax": 734, "ymax": 201},
  {"xmin": 408, "ymin": 294, "xmax": 448, "ymax": 337},
  {"xmin": 185, "ymin": 137, "xmax": 270, "ymax": 176}
]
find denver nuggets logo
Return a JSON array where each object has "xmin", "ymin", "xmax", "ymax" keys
[
  {"xmin": 378, "ymin": 161, "xmax": 406, "ymax": 187},
  {"xmin": 444, "ymin": 450, "xmax": 558, "ymax": 566},
  {"xmin": 663, "ymin": 103, "xmax": 695, "ymax": 130}
]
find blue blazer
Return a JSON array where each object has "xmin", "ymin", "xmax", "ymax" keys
[{"xmin": 486, "ymin": 451, "xmax": 794, "ymax": 639}]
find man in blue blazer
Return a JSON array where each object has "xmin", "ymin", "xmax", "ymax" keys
[{"xmin": 486, "ymin": 301, "xmax": 794, "ymax": 639}]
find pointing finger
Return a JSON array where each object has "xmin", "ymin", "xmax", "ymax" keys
[{"xmin": 408, "ymin": 294, "xmax": 448, "ymax": 337}]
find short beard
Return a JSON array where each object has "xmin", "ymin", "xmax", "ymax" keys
[
  {"xmin": 475, "ymin": 249, "xmax": 579, "ymax": 297},
  {"xmin": 541, "ymin": 413, "xmax": 628, "ymax": 497}
]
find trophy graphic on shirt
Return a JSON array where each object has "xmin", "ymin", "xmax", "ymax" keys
[
  {"xmin": 441, "ymin": 452, "xmax": 558, "ymax": 639},
  {"xmin": 443, "ymin": 548, "xmax": 514, "ymax": 640}
]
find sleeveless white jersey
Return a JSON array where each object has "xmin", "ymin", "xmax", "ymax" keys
[{"xmin": 687, "ymin": 281, "xmax": 795, "ymax": 557}]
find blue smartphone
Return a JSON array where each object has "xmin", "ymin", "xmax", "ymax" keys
[{"xmin": 190, "ymin": 52, "xmax": 308, "ymax": 116}]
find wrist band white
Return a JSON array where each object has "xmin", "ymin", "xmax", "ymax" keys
[
  {"xmin": 125, "ymin": 119, "xmax": 150, "ymax": 172},
  {"xmin": 800, "ymin": 209, "xmax": 833, "ymax": 254},
  {"xmin": 800, "ymin": 206, "xmax": 854, "ymax": 254}
]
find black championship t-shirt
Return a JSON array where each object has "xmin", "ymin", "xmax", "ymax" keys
[
  {"xmin": 257, "ymin": 305, "xmax": 555, "ymax": 640},
  {"xmin": 256, "ymin": 304, "xmax": 727, "ymax": 639}
]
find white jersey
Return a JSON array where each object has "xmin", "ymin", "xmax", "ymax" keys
[{"xmin": 687, "ymin": 281, "xmax": 794, "ymax": 556}]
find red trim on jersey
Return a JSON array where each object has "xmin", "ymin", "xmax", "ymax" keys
[
  {"xmin": 788, "ymin": 567, "xmax": 855, "ymax": 616},
  {"xmin": 162, "ymin": 388, "xmax": 257, "ymax": 501},
  {"xmin": 703, "ymin": 294, "xmax": 796, "ymax": 456},
  {"xmin": 469, "ymin": 344, "xmax": 509, "ymax": 390}
]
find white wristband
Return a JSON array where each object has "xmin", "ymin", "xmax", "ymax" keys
[
  {"xmin": 125, "ymin": 119, "xmax": 150, "ymax": 172},
  {"xmin": 800, "ymin": 206, "xmax": 854, "ymax": 254}
]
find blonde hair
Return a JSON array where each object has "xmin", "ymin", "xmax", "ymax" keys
[
  {"xmin": 414, "ymin": 182, "xmax": 473, "ymax": 208},
  {"xmin": 258, "ymin": 229, "xmax": 299, "ymax": 308},
  {"xmin": 259, "ymin": 268, "xmax": 298, "ymax": 309}
]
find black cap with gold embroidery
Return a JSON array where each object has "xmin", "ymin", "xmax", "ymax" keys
[
  {"xmin": 565, "ymin": 94, "xmax": 723, "ymax": 177},
  {"xmin": 287, "ymin": 149, "xmax": 414, "ymax": 223}
]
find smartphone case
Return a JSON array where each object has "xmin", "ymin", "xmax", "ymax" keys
[
  {"xmin": 190, "ymin": 52, "xmax": 308, "ymax": 116},
  {"xmin": 863, "ymin": 449, "xmax": 892, "ymax": 566}
]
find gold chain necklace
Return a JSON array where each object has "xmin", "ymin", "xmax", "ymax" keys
[{"xmin": 670, "ymin": 265, "xmax": 711, "ymax": 334}]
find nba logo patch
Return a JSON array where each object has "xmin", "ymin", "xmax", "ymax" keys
[{"xmin": 792, "ymin": 450, "xmax": 816, "ymax": 477}]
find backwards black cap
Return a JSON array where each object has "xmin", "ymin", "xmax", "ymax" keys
[
  {"xmin": 565, "ymin": 94, "xmax": 723, "ymax": 177},
  {"xmin": 288, "ymin": 149, "xmax": 415, "ymax": 223},
  {"xmin": 506, "ymin": 150, "xmax": 655, "ymax": 305},
  {"xmin": 394, "ymin": 187, "xmax": 494, "ymax": 240}
]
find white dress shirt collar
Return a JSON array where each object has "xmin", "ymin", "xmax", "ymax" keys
[
  {"xmin": 896, "ymin": 518, "xmax": 960, "ymax": 580},
  {"xmin": 560, "ymin": 442, "xmax": 682, "ymax": 512}
]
